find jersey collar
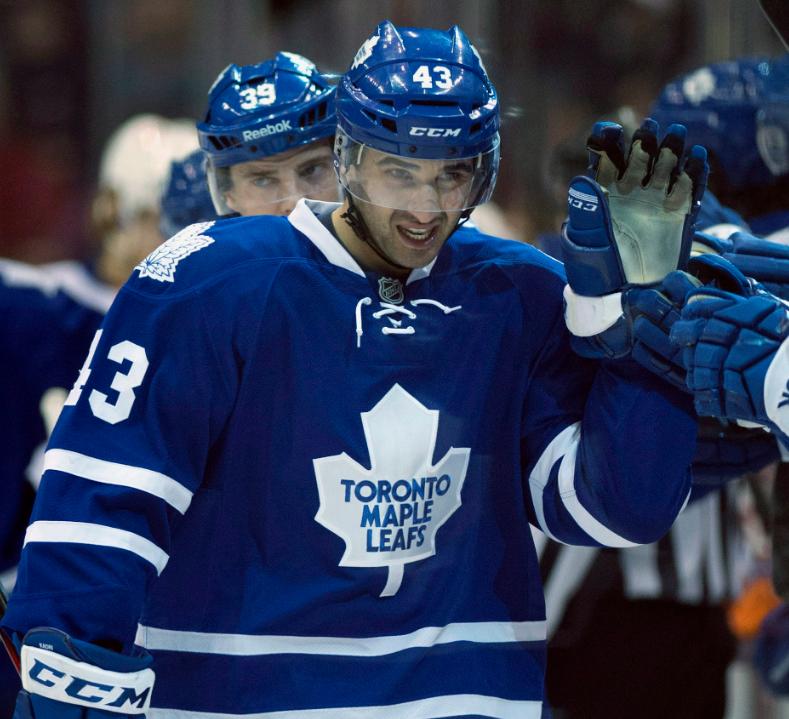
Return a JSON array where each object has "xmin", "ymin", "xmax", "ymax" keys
[{"xmin": 289, "ymin": 199, "xmax": 437, "ymax": 285}]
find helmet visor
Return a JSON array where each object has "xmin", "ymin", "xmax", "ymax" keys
[
  {"xmin": 206, "ymin": 146, "xmax": 341, "ymax": 216},
  {"xmin": 757, "ymin": 104, "xmax": 789, "ymax": 177},
  {"xmin": 336, "ymin": 131, "xmax": 499, "ymax": 213}
]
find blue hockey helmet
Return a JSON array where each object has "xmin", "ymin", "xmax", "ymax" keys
[
  {"xmin": 197, "ymin": 53, "xmax": 338, "ymax": 214},
  {"xmin": 159, "ymin": 149, "xmax": 220, "ymax": 238},
  {"xmin": 649, "ymin": 57, "xmax": 789, "ymax": 193},
  {"xmin": 334, "ymin": 21, "xmax": 500, "ymax": 213}
]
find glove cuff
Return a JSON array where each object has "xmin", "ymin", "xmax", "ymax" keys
[
  {"xmin": 765, "ymin": 333, "xmax": 789, "ymax": 436},
  {"xmin": 563, "ymin": 284, "xmax": 623, "ymax": 337},
  {"xmin": 21, "ymin": 632, "xmax": 154, "ymax": 715}
]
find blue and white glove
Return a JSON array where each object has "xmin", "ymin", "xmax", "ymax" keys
[
  {"xmin": 12, "ymin": 628, "xmax": 154, "ymax": 719},
  {"xmin": 561, "ymin": 118, "xmax": 708, "ymax": 385},
  {"xmin": 670, "ymin": 259, "xmax": 789, "ymax": 435},
  {"xmin": 693, "ymin": 230, "xmax": 789, "ymax": 301}
]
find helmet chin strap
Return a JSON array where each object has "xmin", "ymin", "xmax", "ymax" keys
[{"xmin": 340, "ymin": 195, "xmax": 471, "ymax": 274}]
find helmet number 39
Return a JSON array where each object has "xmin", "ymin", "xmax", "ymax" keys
[
  {"xmin": 412, "ymin": 65, "xmax": 453, "ymax": 90},
  {"xmin": 239, "ymin": 83, "xmax": 277, "ymax": 111}
]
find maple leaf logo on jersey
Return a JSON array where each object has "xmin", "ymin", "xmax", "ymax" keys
[
  {"xmin": 313, "ymin": 384, "xmax": 470, "ymax": 598},
  {"xmin": 135, "ymin": 222, "xmax": 216, "ymax": 283}
]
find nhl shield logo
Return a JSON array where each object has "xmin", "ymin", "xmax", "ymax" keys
[{"xmin": 378, "ymin": 277, "xmax": 404, "ymax": 305}]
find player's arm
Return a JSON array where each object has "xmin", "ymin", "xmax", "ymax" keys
[
  {"xmin": 519, "ymin": 270, "xmax": 696, "ymax": 547},
  {"xmin": 0, "ymin": 272, "xmax": 243, "ymax": 715},
  {"xmin": 522, "ymin": 119, "xmax": 708, "ymax": 546}
]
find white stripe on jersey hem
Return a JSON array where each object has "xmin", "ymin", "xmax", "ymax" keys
[
  {"xmin": 24, "ymin": 521, "xmax": 169, "ymax": 575},
  {"xmin": 146, "ymin": 694, "xmax": 542, "ymax": 719},
  {"xmin": 556, "ymin": 438, "xmax": 639, "ymax": 548},
  {"xmin": 134, "ymin": 619, "xmax": 546, "ymax": 657},
  {"xmin": 288, "ymin": 200, "xmax": 365, "ymax": 278},
  {"xmin": 527, "ymin": 423, "xmax": 580, "ymax": 544},
  {"xmin": 43, "ymin": 449, "xmax": 193, "ymax": 514}
]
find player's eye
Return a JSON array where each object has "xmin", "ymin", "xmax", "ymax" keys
[
  {"xmin": 252, "ymin": 176, "xmax": 276, "ymax": 188},
  {"xmin": 438, "ymin": 165, "xmax": 473, "ymax": 185},
  {"xmin": 300, "ymin": 162, "xmax": 330, "ymax": 181},
  {"xmin": 385, "ymin": 168, "xmax": 416, "ymax": 184}
]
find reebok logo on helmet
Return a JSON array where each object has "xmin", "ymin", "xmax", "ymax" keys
[{"xmin": 243, "ymin": 120, "xmax": 292, "ymax": 142}]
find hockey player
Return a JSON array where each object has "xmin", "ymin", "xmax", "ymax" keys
[
  {"xmin": 197, "ymin": 52, "xmax": 339, "ymax": 219},
  {"xmin": 158, "ymin": 150, "xmax": 219, "ymax": 239},
  {"xmin": 0, "ymin": 114, "xmax": 198, "ymax": 715},
  {"xmin": 1, "ymin": 23, "xmax": 701, "ymax": 718}
]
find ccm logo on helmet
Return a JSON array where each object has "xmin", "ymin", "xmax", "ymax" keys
[
  {"xmin": 242, "ymin": 120, "xmax": 292, "ymax": 142},
  {"xmin": 409, "ymin": 127, "xmax": 462, "ymax": 138}
]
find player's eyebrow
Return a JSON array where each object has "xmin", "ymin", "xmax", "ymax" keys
[{"xmin": 375, "ymin": 157, "xmax": 422, "ymax": 171}]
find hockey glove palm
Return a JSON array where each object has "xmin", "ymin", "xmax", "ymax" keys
[
  {"xmin": 562, "ymin": 118, "xmax": 708, "ymax": 296},
  {"xmin": 13, "ymin": 628, "xmax": 154, "ymax": 719}
]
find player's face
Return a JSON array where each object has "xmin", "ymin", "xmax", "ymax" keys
[
  {"xmin": 354, "ymin": 199, "xmax": 463, "ymax": 271},
  {"xmin": 223, "ymin": 141, "xmax": 338, "ymax": 216},
  {"xmin": 350, "ymin": 151, "xmax": 469, "ymax": 269}
]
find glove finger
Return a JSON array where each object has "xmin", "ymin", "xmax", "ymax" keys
[
  {"xmin": 687, "ymin": 254, "xmax": 752, "ymax": 295},
  {"xmin": 670, "ymin": 317, "xmax": 707, "ymax": 345},
  {"xmin": 586, "ymin": 122, "xmax": 626, "ymax": 186},
  {"xmin": 681, "ymin": 289, "xmax": 740, "ymax": 319},
  {"xmin": 617, "ymin": 119, "xmax": 659, "ymax": 194},
  {"xmin": 663, "ymin": 169, "xmax": 693, "ymax": 213},
  {"xmin": 632, "ymin": 341, "xmax": 690, "ymax": 392},
  {"xmin": 632, "ymin": 288, "xmax": 681, "ymax": 330},
  {"xmin": 681, "ymin": 144, "xmax": 709, "ymax": 200},
  {"xmin": 650, "ymin": 124, "xmax": 685, "ymax": 193},
  {"xmin": 650, "ymin": 147, "xmax": 680, "ymax": 193},
  {"xmin": 660, "ymin": 270, "xmax": 702, "ymax": 304},
  {"xmin": 633, "ymin": 316, "xmax": 683, "ymax": 363}
]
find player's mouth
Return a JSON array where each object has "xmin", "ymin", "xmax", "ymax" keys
[{"xmin": 396, "ymin": 222, "xmax": 440, "ymax": 249}]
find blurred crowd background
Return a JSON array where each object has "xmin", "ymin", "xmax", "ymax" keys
[{"xmin": 0, "ymin": 0, "xmax": 784, "ymax": 262}]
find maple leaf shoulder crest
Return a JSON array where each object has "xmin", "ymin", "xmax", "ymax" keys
[{"xmin": 135, "ymin": 222, "xmax": 216, "ymax": 283}]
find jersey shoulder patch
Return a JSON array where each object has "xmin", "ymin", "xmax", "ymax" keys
[
  {"xmin": 135, "ymin": 222, "xmax": 216, "ymax": 283},
  {"xmin": 127, "ymin": 216, "xmax": 303, "ymax": 296}
]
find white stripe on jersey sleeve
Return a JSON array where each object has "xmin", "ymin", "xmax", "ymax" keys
[
  {"xmin": 43, "ymin": 449, "xmax": 193, "ymax": 514},
  {"xmin": 24, "ymin": 521, "xmax": 169, "ymax": 575},
  {"xmin": 556, "ymin": 437, "xmax": 640, "ymax": 548},
  {"xmin": 146, "ymin": 694, "xmax": 542, "ymax": 719},
  {"xmin": 527, "ymin": 422, "xmax": 579, "ymax": 543},
  {"xmin": 134, "ymin": 620, "xmax": 547, "ymax": 658}
]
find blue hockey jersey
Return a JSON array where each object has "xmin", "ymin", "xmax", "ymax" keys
[
  {"xmin": 2, "ymin": 200, "xmax": 697, "ymax": 718},
  {"xmin": 0, "ymin": 259, "xmax": 114, "ymax": 575}
]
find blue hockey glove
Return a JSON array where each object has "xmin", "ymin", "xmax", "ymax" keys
[
  {"xmin": 12, "ymin": 628, "xmax": 154, "ymax": 719},
  {"xmin": 562, "ymin": 118, "xmax": 708, "ymax": 296},
  {"xmin": 670, "ymin": 260, "xmax": 789, "ymax": 431},
  {"xmin": 693, "ymin": 230, "xmax": 789, "ymax": 301},
  {"xmin": 561, "ymin": 118, "xmax": 709, "ymax": 370}
]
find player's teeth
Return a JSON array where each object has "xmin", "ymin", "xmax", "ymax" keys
[{"xmin": 403, "ymin": 228, "xmax": 430, "ymax": 239}]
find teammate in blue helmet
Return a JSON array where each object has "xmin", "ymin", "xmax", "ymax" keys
[
  {"xmin": 650, "ymin": 57, "xmax": 789, "ymax": 233},
  {"xmin": 331, "ymin": 24, "xmax": 499, "ymax": 274},
  {"xmin": 197, "ymin": 52, "xmax": 340, "ymax": 217},
  {"xmin": 159, "ymin": 149, "xmax": 220, "ymax": 238}
]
